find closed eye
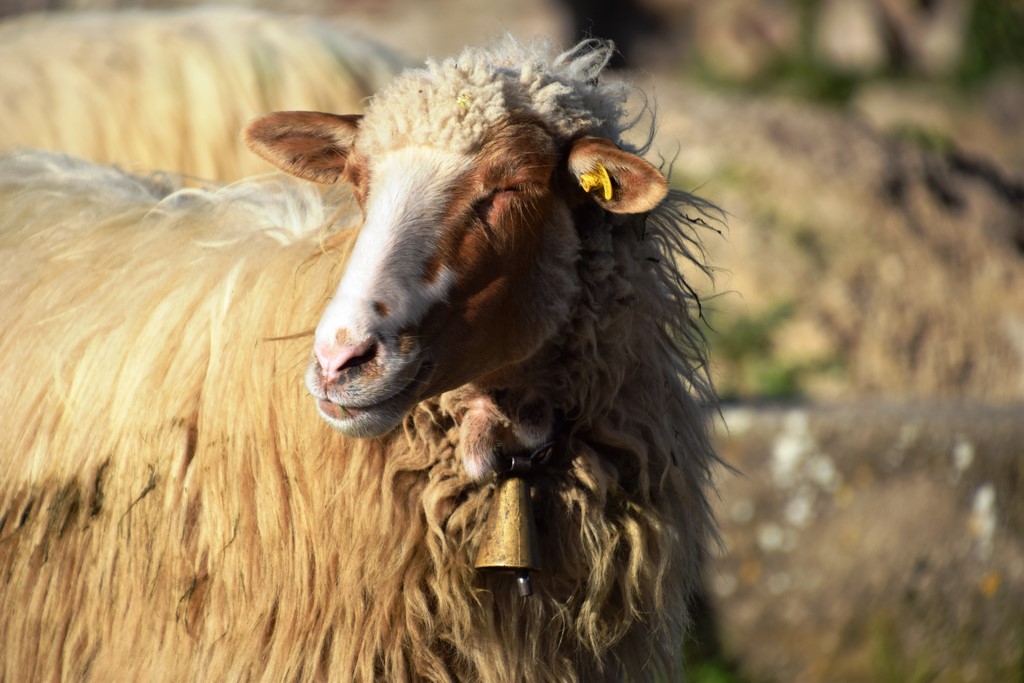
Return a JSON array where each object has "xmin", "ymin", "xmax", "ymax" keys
[{"xmin": 473, "ymin": 185, "xmax": 529, "ymax": 223}]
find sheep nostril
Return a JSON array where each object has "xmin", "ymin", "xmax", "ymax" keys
[{"xmin": 341, "ymin": 342, "xmax": 377, "ymax": 371}]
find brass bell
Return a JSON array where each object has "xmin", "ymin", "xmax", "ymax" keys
[{"xmin": 474, "ymin": 475, "xmax": 541, "ymax": 597}]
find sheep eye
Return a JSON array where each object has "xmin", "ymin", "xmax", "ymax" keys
[
  {"xmin": 473, "ymin": 189, "xmax": 499, "ymax": 220},
  {"xmin": 473, "ymin": 186, "xmax": 526, "ymax": 222}
]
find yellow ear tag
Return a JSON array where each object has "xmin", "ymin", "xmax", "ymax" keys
[{"xmin": 579, "ymin": 164, "xmax": 613, "ymax": 201}]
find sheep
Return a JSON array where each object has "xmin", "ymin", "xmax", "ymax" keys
[
  {"xmin": 0, "ymin": 38, "xmax": 719, "ymax": 682},
  {"xmin": 0, "ymin": 8, "xmax": 406, "ymax": 182}
]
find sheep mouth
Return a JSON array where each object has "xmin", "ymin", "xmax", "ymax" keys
[
  {"xmin": 313, "ymin": 358, "xmax": 435, "ymax": 437},
  {"xmin": 317, "ymin": 400, "xmax": 365, "ymax": 421}
]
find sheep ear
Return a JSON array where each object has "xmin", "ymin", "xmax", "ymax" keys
[
  {"xmin": 243, "ymin": 111, "xmax": 362, "ymax": 184},
  {"xmin": 567, "ymin": 136, "xmax": 668, "ymax": 214}
]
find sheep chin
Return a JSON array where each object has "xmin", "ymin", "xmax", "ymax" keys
[{"xmin": 315, "ymin": 396, "xmax": 411, "ymax": 438}]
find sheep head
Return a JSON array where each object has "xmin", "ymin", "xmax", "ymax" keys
[{"xmin": 244, "ymin": 44, "xmax": 668, "ymax": 476}]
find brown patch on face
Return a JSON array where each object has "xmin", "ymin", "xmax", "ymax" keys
[
  {"xmin": 354, "ymin": 356, "xmax": 384, "ymax": 383},
  {"xmin": 421, "ymin": 250, "xmax": 444, "ymax": 286},
  {"xmin": 372, "ymin": 301, "xmax": 389, "ymax": 318},
  {"xmin": 413, "ymin": 115, "xmax": 564, "ymax": 393},
  {"xmin": 333, "ymin": 328, "xmax": 356, "ymax": 347},
  {"xmin": 342, "ymin": 150, "xmax": 370, "ymax": 210},
  {"xmin": 398, "ymin": 333, "xmax": 418, "ymax": 356},
  {"xmin": 426, "ymin": 114, "xmax": 558, "ymax": 277}
]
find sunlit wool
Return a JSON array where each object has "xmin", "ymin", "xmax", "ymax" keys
[
  {"xmin": 0, "ymin": 39, "xmax": 719, "ymax": 682},
  {"xmin": 0, "ymin": 8, "xmax": 405, "ymax": 181}
]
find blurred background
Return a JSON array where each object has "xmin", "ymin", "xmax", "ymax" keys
[{"xmin": 2, "ymin": 0, "xmax": 1022, "ymax": 680}]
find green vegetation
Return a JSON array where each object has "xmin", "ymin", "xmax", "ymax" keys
[
  {"xmin": 705, "ymin": 303, "xmax": 841, "ymax": 401},
  {"xmin": 870, "ymin": 616, "xmax": 939, "ymax": 683},
  {"xmin": 889, "ymin": 124, "xmax": 956, "ymax": 155},
  {"xmin": 690, "ymin": 661, "xmax": 747, "ymax": 683},
  {"xmin": 692, "ymin": 0, "xmax": 1024, "ymax": 106},
  {"xmin": 683, "ymin": 628, "xmax": 750, "ymax": 683},
  {"xmin": 691, "ymin": 51, "xmax": 862, "ymax": 105},
  {"xmin": 960, "ymin": 0, "xmax": 1024, "ymax": 85}
]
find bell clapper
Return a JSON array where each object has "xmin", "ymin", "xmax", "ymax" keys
[{"xmin": 515, "ymin": 570, "xmax": 533, "ymax": 598}]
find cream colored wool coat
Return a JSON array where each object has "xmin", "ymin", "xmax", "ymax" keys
[
  {"xmin": 0, "ymin": 38, "xmax": 718, "ymax": 683},
  {"xmin": 0, "ymin": 8, "xmax": 406, "ymax": 182}
]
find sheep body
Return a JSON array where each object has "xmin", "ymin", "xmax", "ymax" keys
[
  {"xmin": 0, "ymin": 39, "xmax": 718, "ymax": 683},
  {"xmin": 0, "ymin": 8, "xmax": 406, "ymax": 181}
]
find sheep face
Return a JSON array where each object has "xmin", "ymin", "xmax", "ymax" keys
[{"xmin": 245, "ymin": 110, "xmax": 667, "ymax": 440}]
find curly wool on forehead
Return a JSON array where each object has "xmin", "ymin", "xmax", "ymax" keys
[{"xmin": 356, "ymin": 38, "xmax": 629, "ymax": 156}]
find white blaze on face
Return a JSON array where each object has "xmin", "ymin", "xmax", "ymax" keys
[{"xmin": 315, "ymin": 147, "xmax": 470, "ymax": 346}]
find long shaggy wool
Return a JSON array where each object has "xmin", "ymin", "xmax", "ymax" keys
[
  {"xmin": 0, "ymin": 40, "xmax": 719, "ymax": 683},
  {"xmin": 0, "ymin": 8, "xmax": 406, "ymax": 182}
]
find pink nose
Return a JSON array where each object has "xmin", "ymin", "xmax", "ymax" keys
[{"xmin": 314, "ymin": 337, "xmax": 377, "ymax": 384}]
